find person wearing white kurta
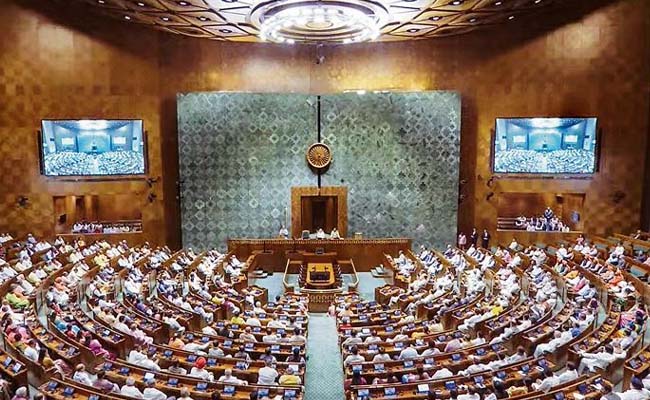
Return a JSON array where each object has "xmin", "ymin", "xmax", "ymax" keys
[
  {"xmin": 618, "ymin": 378, "xmax": 650, "ymax": 400},
  {"xmin": 142, "ymin": 381, "xmax": 166, "ymax": 400},
  {"xmin": 120, "ymin": 378, "xmax": 144, "ymax": 399},
  {"xmin": 578, "ymin": 345, "xmax": 625, "ymax": 373},
  {"xmin": 128, "ymin": 348, "xmax": 161, "ymax": 371},
  {"xmin": 534, "ymin": 330, "xmax": 572, "ymax": 358}
]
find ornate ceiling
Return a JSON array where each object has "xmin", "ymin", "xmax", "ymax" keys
[{"xmin": 72, "ymin": 0, "xmax": 564, "ymax": 42}]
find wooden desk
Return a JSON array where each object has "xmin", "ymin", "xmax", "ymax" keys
[
  {"xmin": 306, "ymin": 263, "xmax": 334, "ymax": 287},
  {"xmin": 228, "ymin": 238, "xmax": 411, "ymax": 272}
]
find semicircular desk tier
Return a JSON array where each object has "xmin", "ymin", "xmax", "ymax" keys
[{"xmin": 0, "ymin": 230, "xmax": 649, "ymax": 400}]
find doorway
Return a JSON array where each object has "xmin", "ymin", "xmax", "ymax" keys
[
  {"xmin": 291, "ymin": 186, "xmax": 348, "ymax": 238},
  {"xmin": 300, "ymin": 196, "xmax": 338, "ymax": 233}
]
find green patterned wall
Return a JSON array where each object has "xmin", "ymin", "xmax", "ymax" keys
[
  {"xmin": 321, "ymin": 92, "xmax": 461, "ymax": 248},
  {"xmin": 178, "ymin": 92, "xmax": 461, "ymax": 250}
]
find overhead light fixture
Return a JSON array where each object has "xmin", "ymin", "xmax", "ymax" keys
[{"xmin": 249, "ymin": 0, "xmax": 389, "ymax": 44}]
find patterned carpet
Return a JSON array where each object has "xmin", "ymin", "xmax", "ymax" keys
[
  {"xmin": 304, "ymin": 314, "xmax": 345, "ymax": 400},
  {"xmin": 357, "ymin": 271, "xmax": 390, "ymax": 300}
]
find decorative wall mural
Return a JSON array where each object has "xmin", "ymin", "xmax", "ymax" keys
[{"xmin": 178, "ymin": 92, "xmax": 460, "ymax": 250}]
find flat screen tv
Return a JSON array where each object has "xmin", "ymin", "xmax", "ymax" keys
[
  {"xmin": 492, "ymin": 117, "xmax": 598, "ymax": 175},
  {"xmin": 40, "ymin": 119, "xmax": 146, "ymax": 177}
]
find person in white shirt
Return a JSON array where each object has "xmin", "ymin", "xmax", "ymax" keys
[
  {"xmin": 239, "ymin": 327, "xmax": 258, "ymax": 343},
  {"xmin": 257, "ymin": 360, "xmax": 279, "ymax": 385},
  {"xmin": 330, "ymin": 228, "xmax": 341, "ymax": 239},
  {"xmin": 578, "ymin": 344, "xmax": 625, "ymax": 373},
  {"xmin": 364, "ymin": 331, "xmax": 381, "ymax": 344},
  {"xmin": 372, "ymin": 347, "xmax": 392, "ymax": 363},
  {"xmin": 532, "ymin": 369, "xmax": 559, "ymax": 392},
  {"xmin": 457, "ymin": 387, "xmax": 481, "ymax": 400},
  {"xmin": 534, "ymin": 330, "xmax": 572, "ymax": 358},
  {"xmin": 218, "ymin": 369, "xmax": 246, "ymax": 385},
  {"xmin": 120, "ymin": 377, "xmax": 144, "ymax": 399},
  {"xmin": 421, "ymin": 341, "xmax": 440, "ymax": 357},
  {"xmin": 617, "ymin": 377, "xmax": 650, "ymax": 400},
  {"xmin": 343, "ymin": 347, "xmax": 365, "ymax": 367},
  {"xmin": 431, "ymin": 367, "xmax": 453, "ymax": 379},
  {"xmin": 556, "ymin": 362, "xmax": 578, "ymax": 384},
  {"xmin": 289, "ymin": 328, "xmax": 307, "ymax": 345},
  {"xmin": 72, "ymin": 364, "xmax": 94, "ymax": 386},
  {"xmin": 342, "ymin": 332, "xmax": 363, "ymax": 347},
  {"xmin": 398, "ymin": 345, "xmax": 419, "ymax": 360},
  {"xmin": 22, "ymin": 339, "xmax": 39, "ymax": 362},
  {"xmin": 142, "ymin": 380, "xmax": 166, "ymax": 400},
  {"xmin": 278, "ymin": 225, "xmax": 289, "ymax": 239},
  {"xmin": 178, "ymin": 388, "xmax": 194, "ymax": 400},
  {"xmin": 128, "ymin": 347, "xmax": 161, "ymax": 371},
  {"xmin": 189, "ymin": 357, "xmax": 214, "ymax": 381}
]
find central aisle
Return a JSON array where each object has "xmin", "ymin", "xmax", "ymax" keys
[{"xmin": 304, "ymin": 314, "xmax": 345, "ymax": 400}]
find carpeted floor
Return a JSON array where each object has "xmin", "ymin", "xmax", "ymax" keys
[
  {"xmin": 304, "ymin": 314, "xmax": 345, "ymax": 400},
  {"xmin": 357, "ymin": 271, "xmax": 390, "ymax": 300}
]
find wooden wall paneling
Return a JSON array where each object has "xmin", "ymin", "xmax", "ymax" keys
[{"xmin": 1, "ymin": 0, "xmax": 649, "ymax": 248}]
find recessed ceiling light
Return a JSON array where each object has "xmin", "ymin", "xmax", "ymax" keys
[
  {"xmin": 494, "ymin": 1, "xmax": 502, "ymax": 5},
  {"xmin": 136, "ymin": 2, "xmax": 145, "ymax": 6},
  {"xmin": 508, "ymin": 15, "xmax": 515, "ymax": 20},
  {"xmin": 219, "ymin": 28, "xmax": 232, "ymax": 33},
  {"xmin": 161, "ymin": 16, "xmax": 170, "ymax": 21},
  {"xmin": 124, "ymin": 15, "xmax": 131, "ymax": 20},
  {"xmin": 97, "ymin": 0, "xmax": 106, "ymax": 4},
  {"xmin": 430, "ymin": 16, "xmax": 442, "ymax": 21},
  {"xmin": 406, "ymin": 28, "xmax": 419, "ymax": 33},
  {"xmin": 222, "ymin": 0, "xmax": 237, "ymax": 3},
  {"xmin": 178, "ymin": 1, "xmax": 189, "ymax": 5},
  {"xmin": 198, "ymin": 16, "xmax": 209, "ymax": 21},
  {"xmin": 450, "ymin": 0, "xmax": 463, "ymax": 5},
  {"xmin": 534, "ymin": 0, "xmax": 542, "ymax": 3},
  {"xmin": 469, "ymin": 17, "xmax": 477, "ymax": 22}
]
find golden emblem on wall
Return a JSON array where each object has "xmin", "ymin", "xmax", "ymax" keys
[{"xmin": 306, "ymin": 142, "xmax": 332, "ymax": 170}]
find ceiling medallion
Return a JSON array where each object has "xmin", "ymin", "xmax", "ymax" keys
[
  {"xmin": 250, "ymin": 0, "xmax": 389, "ymax": 44},
  {"xmin": 306, "ymin": 142, "xmax": 332, "ymax": 170}
]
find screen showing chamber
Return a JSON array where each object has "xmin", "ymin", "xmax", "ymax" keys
[
  {"xmin": 493, "ymin": 117, "xmax": 597, "ymax": 174},
  {"xmin": 41, "ymin": 119, "xmax": 145, "ymax": 176}
]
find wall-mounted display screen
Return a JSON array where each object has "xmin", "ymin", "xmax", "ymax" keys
[
  {"xmin": 41, "ymin": 119, "xmax": 145, "ymax": 177},
  {"xmin": 493, "ymin": 117, "xmax": 598, "ymax": 174}
]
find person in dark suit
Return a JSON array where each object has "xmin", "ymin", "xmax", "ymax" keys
[
  {"xmin": 543, "ymin": 207, "xmax": 554, "ymax": 231},
  {"xmin": 481, "ymin": 229, "xmax": 491, "ymax": 249},
  {"xmin": 469, "ymin": 228, "xmax": 478, "ymax": 247}
]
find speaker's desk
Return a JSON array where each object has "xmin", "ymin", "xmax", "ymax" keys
[{"xmin": 227, "ymin": 238, "xmax": 411, "ymax": 272}]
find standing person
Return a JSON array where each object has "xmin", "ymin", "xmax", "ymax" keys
[
  {"xmin": 481, "ymin": 229, "xmax": 491, "ymax": 249},
  {"xmin": 458, "ymin": 232, "xmax": 467, "ymax": 250},
  {"xmin": 544, "ymin": 207, "xmax": 554, "ymax": 231},
  {"xmin": 469, "ymin": 228, "xmax": 478, "ymax": 247}
]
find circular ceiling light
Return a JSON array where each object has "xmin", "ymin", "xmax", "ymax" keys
[{"xmin": 250, "ymin": 0, "xmax": 389, "ymax": 44}]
